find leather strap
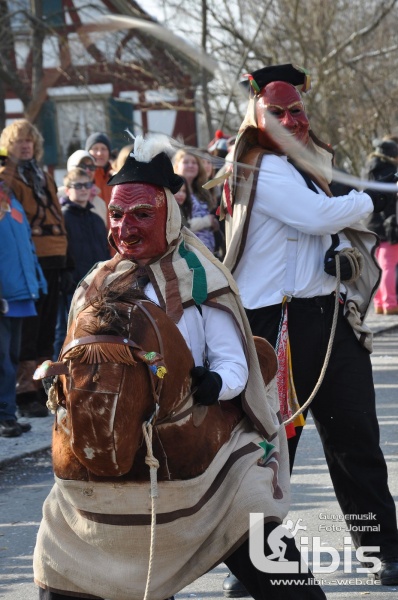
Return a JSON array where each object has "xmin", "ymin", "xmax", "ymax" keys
[{"xmin": 61, "ymin": 334, "xmax": 143, "ymax": 357}]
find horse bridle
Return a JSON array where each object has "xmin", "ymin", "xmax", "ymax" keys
[
  {"xmin": 61, "ymin": 299, "xmax": 167, "ymax": 412},
  {"xmin": 131, "ymin": 300, "xmax": 197, "ymax": 426},
  {"xmin": 128, "ymin": 299, "xmax": 166, "ymax": 414},
  {"xmin": 39, "ymin": 298, "xmax": 195, "ymax": 427}
]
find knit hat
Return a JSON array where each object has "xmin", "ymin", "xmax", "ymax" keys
[
  {"xmin": 374, "ymin": 140, "xmax": 398, "ymax": 160},
  {"xmin": 208, "ymin": 130, "xmax": 229, "ymax": 158},
  {"xmin": 66, "ymin": 150, "xmax": 95, "ymax": 172},
  {"xmin": 85, "ymin": 132, "xmax": 112, "ymax": 153}
]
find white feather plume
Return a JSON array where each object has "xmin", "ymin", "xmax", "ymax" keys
[{"xmin": 129, "ymin": 133, "xmax": 175, "ymax": 163}]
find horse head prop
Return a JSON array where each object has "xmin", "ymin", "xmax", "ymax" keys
[{"xmin": 35, "ymin": 287, "xmax": 255, "ymax": 482}]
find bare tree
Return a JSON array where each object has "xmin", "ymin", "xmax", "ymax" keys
[
  {"xmin": 200, "ymin": 0, "xmax": 214, "ymax": 140},
  {"xmin": 153, "ymin": 0, "xmax": 398, "ymax": 172},
  {"xmin": 1, "ymin": 0, "xmax": 397, "ymax": 172},
  {"xmin": 0, "ymin": 0, "xmax": 208, "ymax": 143}
]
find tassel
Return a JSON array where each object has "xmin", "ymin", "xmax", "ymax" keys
[
  {"xmin": 287, "ymin": 339, "xmax": 305, "ymax": 428},
  {"xmin": 156, "ymin": 366, "xmax": 167, "ymax": 379},
  {"xmin": 203, "ymin": 170, "xmax": 231, "ymax": 190},
  {"xmin": 276, "ymin": 299, "xmax": 305, "ymax": 439},
  {"xmin": 296, "ymin": 65, "xmax": 311, "ymax": 93},
  {"xmin": 224, "ymin": 176, "xmax": 233, "ymax": 216},
  {"xmin": 243, "ymin": 74, "xmax": 260, "ymax": 94},
  {"xmin": 148, "ymin": 364, "xmax": 168, "ymax": 378}
]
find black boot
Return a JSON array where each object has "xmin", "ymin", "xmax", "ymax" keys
[
  {"xmin": 223, "ymin": 574, "xmax": 250, "ymax": 598},
  {"xmin": 17, "ymin": 391, "xmax": 49, "ymax": 418},
  {"xmin": 0, "ymin": 419, "xmax": 31, "ymax": 437},
  {"xmin": 375, "ymin": 559, "xmax": 398, "ymax": 585}
]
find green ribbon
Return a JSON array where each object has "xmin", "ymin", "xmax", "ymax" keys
[
  {"xmin": 179, "ymin": 242, "xmax": 208, "ymax": 305},
  {"xmin": 259, "ymin": 439, "xmax": 275, "ymax": 460}
]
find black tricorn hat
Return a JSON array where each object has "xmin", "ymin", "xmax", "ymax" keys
[
  {"xmin": 107, "ymin": 151, "xmax": 184, "ymax": 195},
  {"xmin": 240, "ymin": 63, "xmax": 311, "ymax": 95}
]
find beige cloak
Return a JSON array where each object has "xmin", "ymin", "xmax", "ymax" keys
[{"xmin": 34, "ymin": 189, "xmax": 291, "ymax": 600}]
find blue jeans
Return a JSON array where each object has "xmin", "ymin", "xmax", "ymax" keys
[
  {"xmin": 0, "ymin": 316, "xmax": 22, "ymax": 419},
  {"xmin": 53, "ymin": 292, "xmax": 73, "ymax": 360}
]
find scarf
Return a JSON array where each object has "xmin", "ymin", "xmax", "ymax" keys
[{"xmin": 17, "ymin": 159, "xmax": 48, "ymax": 205}]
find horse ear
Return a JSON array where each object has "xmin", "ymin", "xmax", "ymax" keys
[
  {"xmin": 253, "ymin": 335, "xmax": 278, "ymax": 385},
  {"xmin": 33, "ymin": 360, "xmax": 69, "ymax": 380}
]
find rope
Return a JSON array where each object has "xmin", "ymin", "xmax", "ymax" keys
[
  {"xmin": 142, "ymin": 421, "xmax": 160, "ymax": 600},
  {"xmin": 281, "ymin": 255, "xmax": 341, "ymax": 429},
  {"xmin": 339, "ymin": 246, "xmax": 363, "ymax": 284}
]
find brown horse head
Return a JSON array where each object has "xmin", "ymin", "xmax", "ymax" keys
[
  {"xmin": 40, "ymin": 287, "xmax": 277, "ymax": 483},
  {"xmin": 52, "ymin": 286, "xmax": 194, "ymax": 479}
]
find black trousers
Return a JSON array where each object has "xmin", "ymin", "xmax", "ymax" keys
[
  {"xmin": 38, "ymin": 523, "xmax": 325, "ymax": 600},
  {"xmin": 19, "ymin": 268, "xmax": 60, "ymax": 361},
  {"xmin": 225, "ymin": 522, "xmax": 326, "ymax": 599},
  {"xmin": 246, "ymin": 295, "xmax": 398, "ymax": 559}
]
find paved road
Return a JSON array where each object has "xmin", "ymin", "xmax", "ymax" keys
[{"xmin": 1, "ymin": 312, "xmax": 398, "ymax": 600}]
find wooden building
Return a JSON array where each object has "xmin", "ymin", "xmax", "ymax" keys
[{"xmin": 2, "ymin": 0, "xmax": 208, "ymax": 167}]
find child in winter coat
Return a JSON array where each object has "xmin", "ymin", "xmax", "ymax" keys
[{"xmin": 53, "ymin": 168, "xmax": 110, "ymax": 358}]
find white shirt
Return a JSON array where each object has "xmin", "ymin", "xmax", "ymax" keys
[
  {"xmin": 233, "ymin": 155, "xmax": 374, "ymax": 308},
  {"xmin": 144, "ymin": 283, "xmax": 249, "ymax": 401}
]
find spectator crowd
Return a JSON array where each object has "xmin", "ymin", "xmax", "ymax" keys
[{"xmin": 0, "ymin": 121, "xmax": 235, "ymax": 438}]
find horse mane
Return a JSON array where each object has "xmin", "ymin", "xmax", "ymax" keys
[
  {"xmin": 65, "ymin": 284, "xmax": 153, "ymax": 365},
  {"xmin": 84, "ymin": 284, "xmax": 149, "ymax": 337}
]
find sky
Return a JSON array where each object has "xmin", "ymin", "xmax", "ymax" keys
[{"xmin": 137, "ymin": 1, "xmax": 165, "ymax": 21}]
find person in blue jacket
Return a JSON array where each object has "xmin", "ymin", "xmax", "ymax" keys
[{"xmin": 0, "ymin": 159, "xmax": 47, "ymax": 437}]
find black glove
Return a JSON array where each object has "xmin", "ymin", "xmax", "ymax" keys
[
  {"xmin": 191, "ymin": 366, "xmax": 222, "ymax": 406},
  {"xmin": 364, "ymin": 172, "xmax": 398, "ymax": 213},
  {"xmin": 324, "ymin": 252, "xmax": 353, "ymax": 280},
  {"xmin": 363, "ymin": 188, "xmax": 389, "ymax": 213},
  {"xmin": 59, "ymin": 270, "xmax": 75, "ymax": 295}
]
